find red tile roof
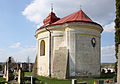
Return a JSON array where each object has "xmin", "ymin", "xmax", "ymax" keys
[
  {"xmin": 37, "ymin": 10, "xmax": 101, "ymax": 31},
  {"xmin": 43, "ymin": 12, "xmax": 60, "ymax": 25},
  {"xmin": 52, "ymin": 9, "xmax": 93, "ymax": 25}
]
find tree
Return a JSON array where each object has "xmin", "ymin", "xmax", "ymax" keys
[
  {"xmin": 26, "ymin": 56, "xmax": 30, "ymax": 63},
  {"xmin": 26, "ymin": 56, "xmax": 31, "ymax": 72},
  {"xmin": 7, "ymin": 56, "xmax": 15, "ymax": 63},
  {"xmin": 115, "ymin": 0, "xmax": 120, "ymax": 59},
  {"xmin": 107, "ymin": 69, "xmax": 111, "ymax": 74},
  {"xmin": 115, "ymin": 0, "xmax": 120, "ymax": 74},
  {"xmin": 101, "ymin": 69, "xmax": 105, "ymax": 74}
]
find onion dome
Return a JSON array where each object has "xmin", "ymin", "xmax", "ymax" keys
[{"xmin": 43, "ymin": 12, "xmax": 60, "ymax": 25}]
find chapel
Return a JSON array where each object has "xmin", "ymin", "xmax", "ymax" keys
[{"xmin": 34, "ymin": 9, "xmax": 103, "ymax": 79}]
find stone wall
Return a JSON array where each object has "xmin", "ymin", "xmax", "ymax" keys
[
  {"xmin": 67, "ymin": 26, "xmax": 101, "ymax": 77},
  {"xmin": 32, "ymin": 55, "xmax": 38, "ymax": 74},
  {"xmin": 52, "ymin": 47, "xmax": 68, "ymax": 79},
  {"xmin": 75, "ymin": 34, "xmax": 100, "ymax": 77}
]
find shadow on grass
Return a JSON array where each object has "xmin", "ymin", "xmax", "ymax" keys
[{"xmin": 25, "ymin": 72, "xmax": 114, "ymax": 84}]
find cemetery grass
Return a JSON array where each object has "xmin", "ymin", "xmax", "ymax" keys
[
  {"xmin": 101, "ymin": 63, "xmax": 114, "ymax": 67},
  {"xmin": 0, "ymin": 77, "xmax": 5, "ymax": 82},
  {"xmin": 25, "ymin": 72, "xmax": 113, "ymax": 84}
]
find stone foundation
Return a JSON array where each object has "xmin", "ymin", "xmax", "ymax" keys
[{"xmin": 52, "ymin": 47, "xmax": 68, "ymax": 79}]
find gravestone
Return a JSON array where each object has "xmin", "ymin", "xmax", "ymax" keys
[
  {"xmin": 98, "ymin": 80, "xmax": 104, "ymax": 84},
  {"xmin": 18, "ymin": 68, "xmax": 24, "ymax": 84},
  {"xmin": 77, "ymin": 82, "xmax": 87, "ymax": 84},
  {"xmin": 6, "ymin": 57, "xmax": 14, "ymax": 81},
  {"xmin": 6, "ymin": 63, "xmax": 9, "ymax": 82},
  {"xmin": 32, "ymin": 55, "xmax": 38, "ymax": 74},
  {"xmin": 113, "ymin": 77, "xmax": 117, "ymax": 82},
  {"xmin": 3, "ymin": 63, "xmax": 7, "ymax": 78},
  {"xmin": 31, "ymin": 76, "xmax": 33, "ymax": 84},
  {"xmin": 72, "ymin": 79, "xmax": 77, "ymax": 84},
  {"xmin": 72, "ymin": 79, "xmax": 87, "ymax": 84},
  {"xmin": 30, "ymin": 76, "xmax": 36, "ymax": 84}
]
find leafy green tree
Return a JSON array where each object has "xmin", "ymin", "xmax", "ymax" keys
[{"xmin": 115, "ymin": 0, "xmax": 120, "ymax": 74}]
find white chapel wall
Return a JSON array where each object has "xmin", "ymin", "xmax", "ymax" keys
[
  {"xmin": 66, "ymin": 24, "xmax": 101, "ymax": 77},
  {"xmin": 37, "ymin": 31, "xmax": 49, "ymax": 76}
]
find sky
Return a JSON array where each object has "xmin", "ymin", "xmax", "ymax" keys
[{"xmin": 0, "ymin": 0, "xmax": 116, "ymax": 63}]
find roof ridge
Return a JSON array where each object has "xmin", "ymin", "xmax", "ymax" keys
[
  {"xmin": 37, "ymin": 9, "xmax": 102, "ymax": 31},
  {"xmin": 52, "ymin": 9, "xmax": 93, "ymax": 25}
]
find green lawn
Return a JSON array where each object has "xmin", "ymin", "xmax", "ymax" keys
[
  {"xmin": 0, "ymin": 77, "xmax": 5, "ymax": 82},
  {"xmin": 101, "ymin": 63, "xmax": 114, "ymax": 67},
  {"xmin": 0, "ymin": 72, "xmax": 113, "ymax": 84},
  {"xmin": 25, "ymin": 72, "xmax": 113, "ymax": 84}
]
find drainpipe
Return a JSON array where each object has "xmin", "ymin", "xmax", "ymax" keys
[{"xmin": 45, "ymin": 27, "xmax": 51, "ymax": 77}]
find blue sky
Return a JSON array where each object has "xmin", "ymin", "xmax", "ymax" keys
[
  {"xmin": 0, "ymin": 0, "xmax": 35, "ymax": 46},
  {"xmin": 0, "ymin": 0, "xmax": 36, "ymax": 62},
  {"xmin": 0, "ymin": 0, "xmax": 116, "ymax": 63},
  {"xmin": 0, "ymin": 1, "xmax": 31, "ymax": 45}
]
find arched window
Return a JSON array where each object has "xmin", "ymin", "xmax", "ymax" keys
[{"xmin": 40, "ymin": 40, "xmax": 45, "ymax": 56}]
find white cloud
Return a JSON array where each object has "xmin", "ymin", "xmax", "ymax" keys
[
  {"xmin": 0, "ymin": 44, "xmax": 36, "ymax": 62},
  {"xmin": 36, "ymin": 23, "xmax": 42, "ymax": 29},
  {"xmin": 103, "ymin": 22, "xmax": 115, "ymax": 33},
  {"xmin": 22, "ymin": 0, "xmax": 115, "ymax": 26},
  {"xmin": 9, "ymin": 42, "xmax": 21, "ymax": 48},
  {"xmin": 101, "ymin": 45, "xmax": 115, "ymax": 55},
  {"xmin": 22, "ymin": 0, "xmax": 49, "ymax": 24},
  {"xmin": 9, "ymin": 47, "xmax": 36, "ymax": 62},
  {"xmin": 0, "ymin": 43, "xmax": 116, "ymax": 63},
  {"xmin": 101, "ymin": 45, "xmax": 116, "ymax": 63}
]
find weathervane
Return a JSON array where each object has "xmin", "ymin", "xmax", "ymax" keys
[
  {"xmin": 80, "ymin": 5, "xmax": 82, "ymax": 10},
  {"xmin": 51, "ymin": 3, "xmax": 53, "ymax": 12}
]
